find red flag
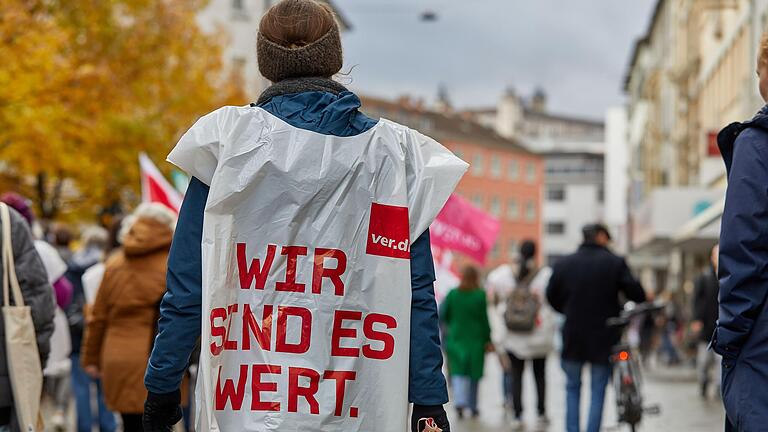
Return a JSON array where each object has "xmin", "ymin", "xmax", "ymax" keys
[{"xmin": 139, "ymin": 153, "xmax": 183, "ymax": 212}]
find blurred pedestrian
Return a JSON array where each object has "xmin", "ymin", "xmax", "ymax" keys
[
  {"xmin": 0, "ymin": 204, "xmax": 55, "ymax": 431},
  {"xmin": 485, "ymin": 263, "xmax": 515, "ymax": 410},
  {"xmin": 142, "ymin": 1, "xmax": 463, "ymax": 431},
  {"xmin": 714, "ymin": 35, "xmax": 768, "ymax": 427},
  {"xmin": 67, "ymin": 224, "xmax": 118, "ymax": 432},
  {"xmin": 497, "ymin": 240, "xmax": 555, "ymax": 430},
  {"xmin": 691, "ymin": 244, "xmax": 720, "ymax": 399},
  {"xmin": 52, "ymin": 225, "xmax": 74, "ymax": 264},
  {"xmin": 440, "ymin": 266, "xmax": 492, "ymax": 419},
  {"xmin": 658, "ymin": 293, "xmax": 682, "ymax": 365},
  {"xmin": 80, "ymin": 204, "xmax": 176, "ymax": 432},
  {"xmin": 546, "ymin": 224, "xmax": 646, "ymax": 432}
]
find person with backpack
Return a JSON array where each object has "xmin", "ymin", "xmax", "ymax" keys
[
  {"xmin": 546, "ymin": 224, "xmax": 646, "ymax": 432},
  {"xmin": 496, "ymin": 240, "xmax": 555, "ymax": 430},
  {"xmin": 440, "ymin": 266, "xmax": 492, "ymax": 419}
]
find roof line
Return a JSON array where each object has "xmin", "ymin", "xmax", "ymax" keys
[{"xmin": 623, "ymin": 0, "xmax": 664, "ymax": 92}]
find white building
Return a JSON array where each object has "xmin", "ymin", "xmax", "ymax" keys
[
  {"xmin": 604, "ymin": 106, "xmax": 630, "ymax": 253},
  {"xmin": 623, "ymin": 0, "xmax": 768, "ymax": 294},
  {"xmin": 197, "ymin": 0, "xmax": 349, "ymax": 100},
  {"xmin": 467, "ymin": 89, "xmax": 605, "ymax": 265}
]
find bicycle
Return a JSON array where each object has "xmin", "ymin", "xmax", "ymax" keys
[{"xmin": 606, "ymin": 302, "xmax": 664, "ymax": 432}]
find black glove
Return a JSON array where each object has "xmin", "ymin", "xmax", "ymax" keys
[
  {"xmin": 143, "ymin": 390, "xmax": 183, "ymax": 432},
  {"xmin": 412, "ymin": 404, "xmax": 450, "ymax": 432}
]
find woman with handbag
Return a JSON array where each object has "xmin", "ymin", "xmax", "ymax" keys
[{"xmin": 0, "ymin": 203, "xmax": 55, "ymax": 432}]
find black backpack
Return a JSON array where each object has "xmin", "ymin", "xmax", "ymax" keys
[{"xmin": 504, "ymin": 268, "xmax": 541, "ymax": 333}]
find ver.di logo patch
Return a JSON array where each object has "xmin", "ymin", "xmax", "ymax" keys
[{"xmin": 366, "ymin": 203, "xmax": 410, "ymax": 259}]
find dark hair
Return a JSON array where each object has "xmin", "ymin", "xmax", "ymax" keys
[
  {"xmin": 517, "ymin": 240, "xmax": 537, "ymax": 282},
  {"xmin": 260, "ymin": 0, "xmax": 336, "ymax": 48},
  {"xmin": 459, "ymin": 266, "xmax": 480, "ymax": 290},
  {"xmin": 53, "ymin": 225, "xmax": 73, "ymax": 247},
  {"xmin": 582, "ymin": 223, "xmax": 611, "ymax": 243}
]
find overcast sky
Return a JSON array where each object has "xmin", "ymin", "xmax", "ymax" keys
[{"xmin": 335, "ymin": 0, "xmax": 656, "ymax": 120}]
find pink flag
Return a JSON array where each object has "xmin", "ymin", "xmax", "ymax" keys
[
  {"xmin": 430, "ymin": 194, "xmax": 500, "ymax": 265},
  {"xmin": 139, "ymin": 153, "xmax": 183, "ymax": 213}
]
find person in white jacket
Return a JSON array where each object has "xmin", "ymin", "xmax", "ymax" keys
[{"xmin": 489, "ymin": 240, "xmax": 556, "ymax": 431}]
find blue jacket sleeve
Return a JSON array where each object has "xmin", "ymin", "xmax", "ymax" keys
[
  {"xmin": 715, "ymin": 129, "xmax": 768, "ymax": 362},
  {"xmin": 408, "ymin": 229, "xmax": 449, "ymax": 405},
  {"xmin": 145, "ymin": 177, "xmax": 207, "ymax": 394}
]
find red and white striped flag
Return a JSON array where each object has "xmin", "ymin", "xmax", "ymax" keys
[{"xmin": 139, "ymin": 153, "xmax": 183, "ymax": 212}]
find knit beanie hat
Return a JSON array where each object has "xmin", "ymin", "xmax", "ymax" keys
[{"xmin": 257, "ymin": 23, "xmax": 343, "ymax": 83}]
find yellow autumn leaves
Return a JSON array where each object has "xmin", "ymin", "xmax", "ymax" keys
[{"xmin": 0, "ymin": 0, "xmax": 244, "ymax": 220}]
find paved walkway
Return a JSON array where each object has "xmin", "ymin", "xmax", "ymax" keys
[{"xmin": 447, "ymin": 354, "xmax": 725, "ymax": 431}]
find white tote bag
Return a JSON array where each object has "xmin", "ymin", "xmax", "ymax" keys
[{"xmin": 1, "ymin": 203, "xmax": 44, "ymax": 431}]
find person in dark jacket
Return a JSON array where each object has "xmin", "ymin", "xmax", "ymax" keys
[
  {"xmin": 546, "ymin": 224, "xmax": 646, "ymax": 432},
  {"xmin": 142, "ymin": 1, "xmax": 451, "ymax": 431},
  {"xmin": 714, "ymin": 33, "xmax": 768, "ymax": 431},
  {"xmin": 0, "ymin": 206, "xmax": 56, "ymax": 430},
  {"xmin": 691, "ymin": 244, "xmax": 720, "ymax": 399}
]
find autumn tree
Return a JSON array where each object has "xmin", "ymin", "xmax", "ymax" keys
[{"xmin": 0, "ymin": 0, "xmax": 244, "ymax": 220}]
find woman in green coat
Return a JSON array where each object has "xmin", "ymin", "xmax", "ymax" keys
[{"xmin": 440, "ymin": 266, "xmax": 492, "ymax": 418}]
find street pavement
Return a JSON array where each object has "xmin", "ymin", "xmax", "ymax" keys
[
  {"xmin": 446, "ymin": 354, "xmax": 725, "ymax": 432},
  {"xmin": 44, "ymin": 355, "xmax": 724, "ymax": 431}
]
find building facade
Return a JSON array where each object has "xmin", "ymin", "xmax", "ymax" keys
[
  {"xmin": 361, "ymin": 96, "xmax": 544, "ymax": 269},
  {"xmin": 624, "ymin": 0, "xmax": 768, "ymax": 294},
  {"xmin": 467, "ymin": 89, "xmax": 605, "ymax": 265}
]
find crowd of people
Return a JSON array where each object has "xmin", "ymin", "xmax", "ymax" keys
[
  {"xmin": 7, "ymin": 0, "xmax": 768, "ymax": 431},
  {"xmin": 438, "ymin": 224, "xmax": 727, "ymax": 432},
  {"xmin": 0, "ymin": 195, "xmax": 190, "ymax": 432}
]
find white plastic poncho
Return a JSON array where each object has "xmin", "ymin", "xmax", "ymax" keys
[{"xmin": 168, "ymin": 106, "xmax": 467, "ymax": 432}]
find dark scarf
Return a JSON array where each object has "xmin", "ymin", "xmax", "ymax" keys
[{"xmin": 255, "ymin": 77, "xmax": 349, "ymax": 106}]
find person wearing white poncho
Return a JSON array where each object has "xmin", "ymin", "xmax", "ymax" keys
[{"xmin": 142, "ymin": 1, "xmax": 468, "ymax": 431}]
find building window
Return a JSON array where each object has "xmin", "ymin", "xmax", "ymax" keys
[
  {"xmin": 489, "ymin": 197, "xmax": 501, "ymax": 217},
  {"xmin": 491, "ymin": 242, "xmax": 500, "ymax": 260},
  {"xmin": 546, "ymin": 222, "xmax": 566, "ymax": 235},
  {"xmin": 508, "ymin": 160, "xmax": 520, "ymax": 181},
  {"xmin": 490, "ymin": 158, "xmax": 502, "ymax": 178},
  {"xmin": 525, "ymin": 200, "xmax": 537, "ymax": 221},
  {"xmin": 233, "ymin": 0, "xmax": 244, "ymax": 10},
  {"xmin": 546, "ymin": 185, "xmax": 566, "ymax": 202},
  {"xmin": 507, "ymin": 239, "xmax": 518, "ymax": 258},
  {"xmin": 526, "ymin": 162, "xmax": 537, "ymax": 183},
  {"xmin": 507, "ymin": 199, "xmax": 519, "ymax": 220},
  {"xmin": 472, "ymin": 154, "xmax": 484, "ymax": 176},
  {"xmin": 597, "ymin": 186, "xmax": 605, "ymax": 203},
  {"xmin": 472, "ymin": 194, "xmax": 484, "ymax": 209}
]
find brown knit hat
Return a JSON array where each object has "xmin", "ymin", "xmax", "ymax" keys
[{"xmin": 257, "ymin": 1, "xmax": 343, "ymax": 83}]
